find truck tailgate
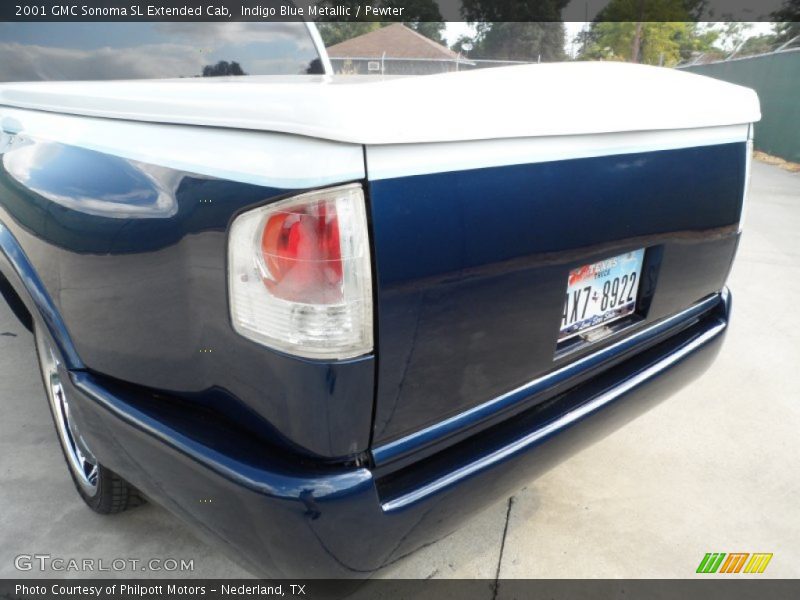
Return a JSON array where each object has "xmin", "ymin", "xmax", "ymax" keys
[{"xmin": 366, "ymin": 129, "xmax": 748, "ymax": 458}]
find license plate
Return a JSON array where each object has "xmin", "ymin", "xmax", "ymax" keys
[{"xmin": 559, "ymin": 249, "xmax": 645, "ymax": 341}]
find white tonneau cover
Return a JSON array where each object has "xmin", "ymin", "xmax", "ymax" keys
[{"xmin": 0, "ymin": 62, "xmax": 760, "ymax": 145}]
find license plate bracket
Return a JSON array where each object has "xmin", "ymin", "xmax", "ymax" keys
[{"xmin": 559, "ymin": 249, "xmax": 645, "ymax": 342}]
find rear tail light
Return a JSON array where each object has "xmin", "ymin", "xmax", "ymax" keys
[
  {"xmin": 228, "ymin": 184, "xmax": 373, "ymax": 359},
  {"xmin": 739, "ymin": 126, "xmax": 754, "ymax": 232}
]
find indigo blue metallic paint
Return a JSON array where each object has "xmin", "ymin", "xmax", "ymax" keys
[
  {"xmin": 371, "ymin": 293, "xmax": 721, "ymax": 467},
  {"xmin": 0, "ymin": 128, "xmax": 745, "ymax": 577},
  {"xmin": 380, "ymin": 293, "xmax": 729, "ymax": 512},
  {"xmin": 0, "ymin": 222, "xmax": 82, "ymax": 368},
  {"xmin": 51, "ymin": 289, "xmax": 730, "ymax": 577},
  {"xmin": 367, "ymin": 143, "xmax": 745, "ymax": 448},
  {"xmin": 0, "ymin": 134, "xmax": 375, "ymax": 458}
]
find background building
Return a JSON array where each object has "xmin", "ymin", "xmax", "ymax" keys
[{"xmin": 326, "ymin": 23, "xmax": 475, "ymax": 75}]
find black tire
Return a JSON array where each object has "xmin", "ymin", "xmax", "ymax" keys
[
  {"xmin": 72, "ymin": 463, "xmax": 146, "ymax": 514},
  {"xmin": 0, "ymin": 275, "xmax": 33, "ymax": 331},
  {"xmin": 33, "ymin": 322, "xmax": 145, "ymax": 514}
]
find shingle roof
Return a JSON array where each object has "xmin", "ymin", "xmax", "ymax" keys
[{"xmin": 326, "ymin": 23, "xmax": 459, "ymax": 60}]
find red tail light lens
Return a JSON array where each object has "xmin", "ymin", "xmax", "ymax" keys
[{"xmin": 260, "ymin": 202, "xmax": 343, "ymax": 304}]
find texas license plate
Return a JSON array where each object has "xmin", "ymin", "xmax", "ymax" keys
[{"xmin": 559, "ymin": 249, "xmax": 645, "ymax": 341}]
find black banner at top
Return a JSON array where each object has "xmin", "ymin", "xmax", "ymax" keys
[{"xmin": 1, "ymin": 0, "xmax": 796, "ymax": 22}]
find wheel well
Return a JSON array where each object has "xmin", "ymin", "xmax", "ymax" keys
[{"xmin": 0, "ymin": 272, "xmax": 33, "ymax": 332}]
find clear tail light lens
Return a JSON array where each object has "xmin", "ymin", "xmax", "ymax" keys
[
  {"xmin": 228, "ymin": 184, "xmax": 373, "ymax": 359},
  {"xmin": 739, "ymin": 127, "xmax": 754, "ymax": 233}
]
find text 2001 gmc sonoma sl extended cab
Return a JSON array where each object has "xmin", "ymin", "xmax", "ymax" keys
[{"xmin": 0, "ymin": 22, "xmax": 759, "ymax": 576}]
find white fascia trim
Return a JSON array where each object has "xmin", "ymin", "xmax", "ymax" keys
[
  {"xmin": 0, "ymin": 107, "xmax": 364, "ymax": 190},
  {"xmin": 366, "ymin": 124, "xmax": 750, "ymax": 181}
]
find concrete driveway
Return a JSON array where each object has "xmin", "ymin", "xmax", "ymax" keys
[{"xmin": 0, "ymin": 160, "xmax": 798, "ymax": 580}]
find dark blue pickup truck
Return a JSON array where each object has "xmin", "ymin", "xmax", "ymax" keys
[{"xmin": 0, "ymin": 22, "xmax": 758, "ymax": 577}]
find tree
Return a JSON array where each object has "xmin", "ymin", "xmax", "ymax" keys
[
  {"xmin": 470, "ymin": 22, "xmax": 566, "ymax": 61},
  {"xmin": 451, "ymin": 34, "xmax": 477, "ymax": 56},
  {"xmin": 736, "ymin": 32, "xmax": 779, "ymax": 56},
  {"xmin": 316, "ymin": 22, "xmax": 384, "ymax": 47},
  {"xmin": 717, "ymin": 22, "xmax": 752, "ymax": 52},
  {"xmin": 201, "ymin": 61, "xmax": 246, "ymax": 77},
  {"xmin": 773, "ymin": 0, "xmax": 800, "ymax": 44},
  {"xmin": 775, "ymin": 22, "xmax": 800, "ymax": 46},
  {"xmin": 675, "ymin": 22, "xmax": 720, "ymax": 61},
  {"xmin": 593, "ymin": 0, "xmax": 704, "ymax": 21},
  {"xmin": 405, "ymin": 22, "xmax": 445, "ymax": 45},
  {"xmin": 385, "ymin": 0, "xmax": 446, "ymax": 44},
  {"xmin": 586, "ymin": 0, "xmax": 705, "ymax": 63},
  {"xmin": 708, "ymin": 23, "xmax": 779, "ymax": 58},
  {"xmin": 579, "ymin": 22, "xmax": 721, "ymax": 66},
  {"xmin": 461, "ymin": 0, "xmax": 569, "ymax": 21},
  {"xmin": 313, "ymin": 0, "xmax": 383, "ymax": 47},
  {"xmin": 456, "ymin": 0, "xmax": 567, "ymax": 62}
]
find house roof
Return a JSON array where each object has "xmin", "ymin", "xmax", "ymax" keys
[{"xmin": 326, "ymin": 23, "xmax": 459, "ymax": 60}]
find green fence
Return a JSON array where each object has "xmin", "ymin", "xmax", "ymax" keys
[{"xmin": 683, "ymin": 49, "xmax": 800, "ymax": 162}]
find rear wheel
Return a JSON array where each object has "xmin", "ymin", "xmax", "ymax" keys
[{"xmin": 34, "ymin": 324, "xmax": 144, "ymax": 514}]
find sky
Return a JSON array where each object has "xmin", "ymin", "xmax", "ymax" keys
[{"xmin": 0, "ymin": 22, "xmax": 322, "ymax": 81}]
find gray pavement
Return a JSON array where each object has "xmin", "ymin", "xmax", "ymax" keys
[{"xmin": 0, "ymin": 160, "xmax": 798, "ymax": 580}]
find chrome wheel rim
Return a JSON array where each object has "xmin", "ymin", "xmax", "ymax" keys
[{"xmin": 36, "ymin": 331, "xmax": 98, "ymax": 493}]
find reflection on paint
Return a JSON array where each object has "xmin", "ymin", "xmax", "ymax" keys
[{"xmin": 3, "ymin": 138, "xmax": 179, "ymax": 218}]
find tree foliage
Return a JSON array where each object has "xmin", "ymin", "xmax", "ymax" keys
[
  {"xmin": 577, "ymin": 11, "xmax": 749, "ymax": 66},
  {"xmin": 573, "ymin": 0, "xmax": 722, "ymax": 66},
  {"xmin": 773, "ymin": 0, "xmax": 800, "ymax": 44},
  {"xmin": 578, "ymin": 22, "xmax": 696, "ymax": 65},
  {"xmin": 592, "ymin": 0, "xmax": 706, "ymax": 21},
  {"xmin": 464, "ymin": 22, "xmax": 566, "ymax": 61},
  {"xmin": 460, "ymin": 0, "xmax": 568, "ymax": 21},
  {"xmin": 201, "ymin": 61, "xmax": 246, "ymax": 77},
  {"xmin": 316, "ymin": 22, "xmax": 384, "ymax": 47},
  {"xmin": 736, "ymin": 33, "xmax": 779, "ymax": 56},
  {"xmin": 576, "ymin": 19, "xmax": 785, "ymax": 66},
  {"xmin": 386, "ymin": 0, "xmax": 445, "ymax": 44},
  {"xmin": 674, "ymin": 22, "xmax": 721, "ymax": 60},
  {"xmin": 405, "ymin": 21, "xmax": 446, "ymax": 44},
  {"xmin": 451, "ymin": 34, "xmax": 477, "ymax": 55},
  {"xmin": 455, "ymin": 0, "xmax": 567, "ymax": 61}
]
